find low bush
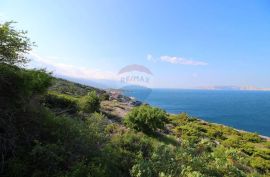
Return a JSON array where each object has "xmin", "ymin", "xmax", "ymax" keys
[
  {"xmin": 101, "ymin": 131, "xmax": 154, "ymax": 177},
  {"xmin": 124, "ymin": 105, "xmax": 167, "ymax": 134},
  {"xmin": 78, "ymin": 91, "xmax": 100, "ymax": 113},
  {"xmin": 169, "ymin": 113, "xmax": 189, "ymax": 125},
  {"xmin": 241, "ymin": 132, "xmax": 262, "ymax": 143},
  {"xmin": 250, "ymin": 156, "xmax": 270, "ymax": 173},
  {"xmin": 44, "ymin": 92, "xmax": 78, "ymax": 113},
  {"xmin": 85, "ymin": 112, "xmax": 109, "ymax": 143}
]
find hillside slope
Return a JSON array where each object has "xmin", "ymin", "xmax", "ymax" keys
[
  {"xmin": 1, "ymin": 67, "xmax": 270, "ymax": 177},
  {"xmin": 49, "ymin": 78, "xmax": 106, "ymax": 96},
  {"xmin": 48, "ymin": 78, "xmax": 270, "ymax": 176}
]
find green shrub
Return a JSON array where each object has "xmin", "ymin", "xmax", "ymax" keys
[
  {"xmin": 169, "ymin": 113, "xmax": 189, "ymax": 125},
  {"xmin": 131, "ymin": 145, "xmax": 182, "ymax": 177},
  {"xmin": 0, "ymin": 64, "xmax": 52, "ymax": 108},
  {"xmin": 63, "ymin": 161, "xmax": 107, "ymax": 177},
  {"xmin": 101, "ymin": 131, "xmax": 154, "ymax": 177},
  {"xmin": 124, "ymin": 105, "xmax": 167, "ymax": 133},
  {"xmin": 44, "ymin": 92, "xmax": 78, "ymax": 113},
  {"xmin": 222, "ymin": 136, "xmax": 242, "ymax": 148},
  {"xmin": 253, "ymin": 148, "xmax": 270, "ymax": 160},
  {"xmin": 30, "ymin": 142, "xmax": 66, "ymax": 176},
  {"xmin": 110, "ymin": 131, "xmax": 154, "ymax": 158},
  {"xmin": 209, "ymin": 146, "xmax": 248, "ymax": 177},
  {"xmin": 241, "ymin": 132, "xmax": 262, "ymax": 143},
  {"xmin": 78, "ymin": 91, "xmax": 100, "ymax": 113},
  {"xmin": 85, "ymin": 112, "xmax": 109, "ymax": 142},
  {"xmin": 105, "ymin": 123, "xmax": 122, "ymax": 135},
  {"xmin": 250, "ymin": 156, "xmax": 270, "ymax": 173},
  {"xmin": 241, "ymin": 143, "xmax": 256, "ymax": 155}
]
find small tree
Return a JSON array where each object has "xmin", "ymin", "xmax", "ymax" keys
[
  {"xmin": 124, "ymin": 105, "xmax": 167, "ymax": 133},
  {"xmin": 0, "ymin": 21, "xmax": 34, "ymax": 65},
  {"xmin": 78, "ymin": 91, "xmax": 100, "ymax": 113}
]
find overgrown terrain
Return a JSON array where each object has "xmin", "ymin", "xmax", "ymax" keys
[{"xmin": 1, "ymin": 22, "xmax": 270, "ymax": 177}]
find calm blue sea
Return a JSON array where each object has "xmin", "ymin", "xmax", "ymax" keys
[{"xmin": 123, "ymin": 89, "xmax": 270, "ymax": 136}]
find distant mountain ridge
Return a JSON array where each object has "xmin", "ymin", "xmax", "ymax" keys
[
  {"xmin": 55, "ymin": 75, "xmax": 270, "ymax": 92},
  {"xmin": 197, "ymin": 85, "xmax": 270, "ymax": 91}
]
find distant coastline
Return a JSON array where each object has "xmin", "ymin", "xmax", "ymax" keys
[{"xmin": 196, "ymin": 85, "xmax": 270, "ymax": 91}]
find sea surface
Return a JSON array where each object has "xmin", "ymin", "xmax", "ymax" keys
[{"xmin": 123, "ymin": 89, "xmax": 270, "ymax": 136}]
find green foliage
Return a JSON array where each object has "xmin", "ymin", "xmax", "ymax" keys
[
  {"xmin": 124, "ymin": 105, "xmax": 168, "ymax": 133},
  {"xmin": 0, "ymin": 64, "xmax": 52, "ymax": 173},
  {"xmin": 241, "ymin": 132, "xmax": 262, "ymax": 143},
  {"xmin": 250, "ymin": 156, "xmax": 270, "ymax": 173},
  {"xmin": 85, "ymin": 112, "xmax": 109, "ymax": 142},
  {"xmin": 209, "ymin": 146, "xmax": 247, "ymax": 177},
  {"xmin": 49, "ymin": 78, "xmax": 104, "ymax": 97},
  {"xmin": 44, "ymin": 92, "xmax": 79, "ymax": 113},
  {"xmin": 78, "ymin": 91, "xmax": 100, "ymax": 113},
  {"xmin": 62, "ymin": 161, "xmax": 107, "ymax": 177},
  {"xmin": 0, "ymin": 21, "xmax": 34, "ymax": 65},
  {"xmin": 131, "ymin": 145, "xmax": 182, "ymax": 177},
  {"xmin": 3, "ymin": 109, "xmax": 108, "ymax": 177},
  {"xmin": 169, "ymin": 112, "xmax": 190, "ymax": 125},
  {"xmin": 102, "ymin": 131, "xmax": 154, "ymax": 177},
  {"xmin": 0, "ymin": 64, "xmax": 52, "ymax": 108},
  {"xmin": 222, "ymin": 135, "xmax": 243, "ymax": 148},
  {"xmin": 168, "ymin": 113, "xmax": 270, "ymax": 176}
]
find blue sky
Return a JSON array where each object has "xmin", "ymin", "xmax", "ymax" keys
[{"xmin": 1, "ymin": 0, "xmax": 270, "ymax": 88}]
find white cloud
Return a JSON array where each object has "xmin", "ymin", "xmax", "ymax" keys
[
  {"xmin": 160, "ymin": 56, "xmax": 208, "ymax": 66},
  {"xmin": 28, "ymin": 51, "xmax": 117, "ymax": 80},
  {"xmin": 146, "ymin": 53, "xmax": 208, "ymax": 66}
]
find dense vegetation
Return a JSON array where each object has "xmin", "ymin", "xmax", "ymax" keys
[{"xmin": 1, "ymin": 22, "xmax": 270, "ymax": 177}]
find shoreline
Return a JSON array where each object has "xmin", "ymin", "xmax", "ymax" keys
[
  {"xmin": 108, "ymin": 91, "xmax": 270, "ymax": 141},
  {"xmin": 128, "ymin": 95, "xmax": 270, "ymax": 141},
  {"xmin": 169, "ymin": 112, "xmax": 270, "ymax": 141},
  {"xmin": 201, "ymin": 119, "xmax": 270, "ymax": 141}
]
